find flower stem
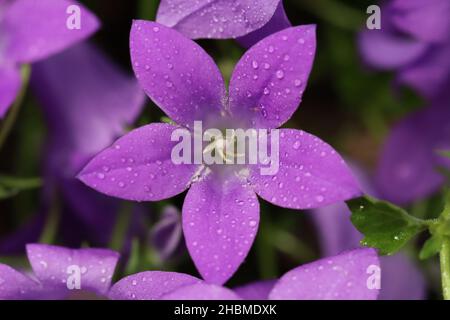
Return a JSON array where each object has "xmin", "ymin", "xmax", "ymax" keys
[
  {"xmin": 0, "ymin": 65, "xmax": 31, "ymax": 151},
  {"xmin": 439, "ymin": 190, "xmax": 450, "ymax": 299},
  {"xmin": 39, "ymin": 192, "xmax": 60, "ymax": 244},
  {"xmin": 109, "ymin": 202, "xmax": 132, "ymax": 251},
  {"xmin": 441, "ymin": 238, "xmax": 450, "ymax": 300}
]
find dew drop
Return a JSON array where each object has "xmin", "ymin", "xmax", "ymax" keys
[{"xmin": 276, "ymin": 70, "xmax": 285, "ymax": 79}]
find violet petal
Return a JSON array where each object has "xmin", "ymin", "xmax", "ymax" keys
[
  {"xmin": 268, "ymin": 249, "xmax": 380, "ymax": 300},
  {"xmin": 156, "ymin": 0, "xmax": 280, "ymax": 40},
  {"xmin": 26, "ymin": 244, "xmax": 119, "ymax": 296},
  {"xmin": 130, "ymin": 20, "xmax": 225, "ymax": 128},
  {"xmin": 249, "ymin": 129, "xmax": 361, "ymax": 209},
  {"xmin": 3, "ymin": 0, "xmax": 99, "ymax": 63},
  {"xmin": 161, "ymin": 283, "xmax": 241, "ymax": 300},
  {"xmin": 183, "ymin": 172, "xmax": 259, "ymax": 285},
  {"xmin": 108, "ymin": 271, "xmax": 201, "ymax": 300},
  {"xmin": 229, "ymin": 25, "xmax": 316, "ymax": 129},
  {"xmin": 78, "ymin": 123, "xmax": 199, "ymax": 201}
]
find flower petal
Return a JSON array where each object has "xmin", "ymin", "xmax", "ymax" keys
[
  {"xmin": 0, "ymin": 264, "xmax": 41, "ymax": 300},
  {"xmin": 0, "ymin": 65, "xmax": 21, "ymax": 118},
  {"xmin": 237, "ymin": 1, "xmax": 291, "ymax": 48},
  {"xmin": 312, "ymin": 203, "xmax": 362, "ymax": 256},
  {"xmin": 397, "ymin": 43, "xmax": 450, "ymax": 99},
  {"xmin": 156, "ymin": 0, "xmax": 280, "ymax": 39},
  {"xmin": 269, "ymin": 249, "xmax": 380, "ymax": 300},
  {"xmin": 391, "ymin": 0, "xmax": 450, "ymax": 43},
  {"xmin": 358, "ymin": 29, "xmax": 427, "ymax": 70},
  {"xmin": 376, "ymin": 103, "xmax": 450, "ymax": 204},
  {"xmin": 233, "ymin": 280, "xmax": 276, "ymax": 300},
  {"xmin": 3, "ymin": 0, "xmax": 99, "ymax": 63},
  {"xmin": 249, "ymin": 129, "xmax": 361, "ymax": 209},
  {"xmin": 379, "ymin": 255, "xmax": 425, "ymax": 300},
  {"xmin": 26, "ymin": 244, "xmax": 119, "ymax": 296},
  {"xmin": 183, "ymin": 172, "xmax": 260, "ymax": 285},
  {"xmin": 130, "ymin": 20, "xmax": 225, "ymax": 128},
  {"xmin": 161, "ymin": 283, "xmax": 241, "ymax": 300},
  {"xmin": 108, "ymin": 271, "xmax": 201, "ymax": 300},
  {"xmin": 150, "ymin": 205, "xmax": 184, "ymax": 261},
  {"xmin": 31, "ymin": 42, "xmax": 146, "ymax": 156},
  {"xmin": 78, "ymin": 123, "xmax": 199, "ymax": 201},
  {"xmin": 229, "ymin": 25, "xmax": 316, "ymax": 129}
]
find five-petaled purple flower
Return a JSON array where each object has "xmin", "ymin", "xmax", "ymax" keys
[
  {"xmin": 78, "ymin": 21, "xmax": 361, "ymax": 285},
  {"xmin": 0, "ymin": 0, "xmax": 99, "ymax": 117},
  {"xmin": 0, "ymin": 244, "xmax": 380, "ymax": 300},
  {"xmin": 359, "ymin": 0, "xmax": 450, "ymax": 100},
  {"xmin": 156, "ymin": 0, "xmax": 291, "ymax": 47}
]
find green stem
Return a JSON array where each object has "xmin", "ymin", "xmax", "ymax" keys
[
  {"xmin": 109, "ymin": 202, "xmax": 132, "ymax": 251},
  {"xmin": 39, "ymin": 192, "xmax": 60, "ymax": 244},
  {"xmin": 440, "ymin": 238, "xmax": 450, "ymax": 300},
  {"xmin": 256, "ymin": 209, "xmax": 278, "ymax": 279},
  {"xmin": 439, "ymin": 190, "xmax": 450, "ymax": 299},
  {"xmin": 137, "ymin": 0, "xmax": 159, "ymax": 20},
  {"xmin": 0, "ymin": 65, "xmax": 31, "ymax": 151}
]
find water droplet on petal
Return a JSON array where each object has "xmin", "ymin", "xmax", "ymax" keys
[{"xmin": 276, "ymin": 70, "xmax": 285, "ymax": 79}]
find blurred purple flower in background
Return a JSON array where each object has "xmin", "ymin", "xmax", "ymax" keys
[
  {"xmin": 0, "ymin": 0, "xmax": 99, "ymax": 117},
  {"xmin": 0, "ymin": 244, "xmax": 119, "ymax": 299},
  {"xmin": 150, "ymin": 205, "xmax": 184, "ymax": 261},
  {"xmin": 359, "ymin": 0, "xmax": 450, "ymax": 100},
  {"xmin": 0, "ymin": 42, "xmax": 146, "ymax": 251},
  {"xmin": 78, "ymin": 21, "xmax": 361, "ymax": 285},
  {"xmin": 32, "ymin": 42, "xmax": 145, "ymax": 246},
  {"xmin": 376, "ymin": 93, "xmax": 450, "ymax": 204},
  {"xmin": 312, "ymin": 165, "xmax": 426, "ymax": 299},
  {"xmin": 156, "ymin": 0, "xmax": 291, "ymax": 47},
  {"xmin": 109, "ymin": 248, "xmax": 380, "ymax": 300},
  {"xmin": 359, "ymin": 0, "xmax": 450, "ymax": 204}
]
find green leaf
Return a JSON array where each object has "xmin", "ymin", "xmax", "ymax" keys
[
  {"xmin": 348, "ymin": 196, "xmax": 428, "ymax": 255},
  {"xmin": 0, "ymin": 174, "xmax": 42, "ymax": 200},
  {"xmin": 419, "ymin": 235, "xmax": 443, "ymax": 260}
]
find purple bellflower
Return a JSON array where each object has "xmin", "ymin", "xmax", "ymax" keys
[
  {"xmin": 109, "ymin": 248, "xmax": 380, "ymax": 300},
  {"xmin": 32, "ymin": 42, "xmax": 145, "ymax": 245},
  {"xmin": 0, "ymin": 0, "xmax": 99, "ymax": 117},
  {"xmin": 78, "ymin": 21, "xmax": 361, "ymax": 285},
  {"xmin": 359, "ymin": 0, "xmax": 450, "ymax": 100},
  {"xmin": 0, "ymin": 244, "xmax": 119, "ymax": 299},
  {"xmin": 376, "ymin": 92, "xmax": 450, "ymax": 205},
  {"xmin": 156, "ymin": 0, "xmax": 291, "ymax": 47},
  {"xmin": 312, "ymin": 165, "xmax": 426, "ymax": 299},
  {"xmin": 0, "ymin": 42, "xmax": 146, "ymax": 251}
]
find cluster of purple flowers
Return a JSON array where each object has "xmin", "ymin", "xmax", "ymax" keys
[{"xmin": 1, "ymin": 0, "xmax": 443, "ymax": 300}]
